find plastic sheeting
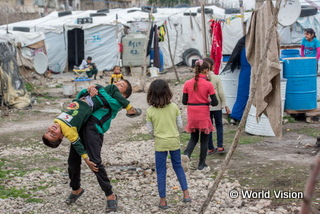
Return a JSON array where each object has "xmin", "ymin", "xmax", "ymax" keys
[
  {"xmin": 0, "ymin": 42, "xmax": 31, "ymax": 109},
  {"xmin": 0, "ymin": 6, "xmax": 250, "ymax": 69},
  {"xmin": 45, "ymin": 32, "xmax": 67, "ymax": 72},
  {"xmin": 84, "ymin": 25, "xmax": 118, "ymax": 71},
  {"xmin": 0, "ymin": 31, "xmax": 45, "ymax": 47}
]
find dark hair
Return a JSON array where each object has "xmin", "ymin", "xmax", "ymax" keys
[
  {"xmin": 147, "ymin": 79, "xmax": 172, "ymax": 108},
  {"xmin": 304, "ymin": 28, "xmax": 316, "ymax": 38},
  {"xmin": 203, "ymin": 57, "xmax": 215, "ymax": 68},
  {"xmin": 113, "ymin": 65, "xmax": 121, "ymax": 71},
  {"xmin": 87, "ymin": 56, "xmax": 92, "ymax": 61},
  {"xmin": 194, "ymin": 60, "xmax": 210, "ymax": 91},
  {"xmin": 42, "ymin": 135, "xmax": 62, "ymax": 148},
  {"xmin": 122, "ymin": 79, "xmax": 132, "ymax": 98}
]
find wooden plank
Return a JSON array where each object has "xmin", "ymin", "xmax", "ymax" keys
[
  {"xmin": 280, "ymin": 45, "xmax": 301, "ymax": 49},
  {"xmin": 306, "ymin": 116, "xmax": 320, "ymax": 124},
  {"xmin": 285, "ymin": 108, "xmax": 318, "ymax": 114},
  {"xmin": 306, "ymin": 109, "xmax": 320, "ymax": 117}
]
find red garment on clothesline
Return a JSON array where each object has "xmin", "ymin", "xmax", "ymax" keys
[{"xmin": 210, "ymin": 20, "xmax": 223, "ymax": 75}]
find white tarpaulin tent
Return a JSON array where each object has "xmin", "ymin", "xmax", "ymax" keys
[
  {"xmin": 1, "ymin": 6, "xmax": 250, "ymax": 70},
  {"xmin": 2, "ymin": 2, "xmax": 317, "ymax": 71},
  {"xmin": 0, "ymin": 30, "xmax": 46, "ymax": 68},
  {"xmin": 1, "ymin": 11, "xmax": 121, "ymax": 72},
  {"xmin": 278, "ymin": 13, "xmax": 320, "ymax": 45}
]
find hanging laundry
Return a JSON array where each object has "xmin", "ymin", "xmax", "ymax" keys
[
  {"xmin": 153, "ymin": 25, "xmax": 160, "ymax": 68},
  {"xmin": 146, "ymin": 24, "xmax": 155, "ymax": 56},
  {"xmin": 158, "ymin": 25, "xmax": 166, "ymax": 42},
  {"xmin": 210, "ymin": 20, "xmax": 223, "ymax": 75}
]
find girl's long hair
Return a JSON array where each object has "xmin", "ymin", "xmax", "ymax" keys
[
  {"xmin": 147, "ymin": 79, "xmax": 172, "ymax": 108},
  {"xmin": 305, "ymin": 28, "xmax": 316, "ymax": 38},
  {"xmin": 194, "ymin": 60, "xmax": 210, "ymax": 91}
]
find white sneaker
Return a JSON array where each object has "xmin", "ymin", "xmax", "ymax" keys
[
  {"xmin": 181, "ymin": 155, "xmax": 189, "ymax": 163},
  {"xmin": 182, "ymin": 162, "xmax": 189, "ymax": 172}
]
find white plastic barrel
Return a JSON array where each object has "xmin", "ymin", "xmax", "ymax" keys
[
  {"xmin": 220, "ymin": 64, "xmax": 240, "ymax": 114},
  {"xmin": 245, "ymin": 79, "xmax": 287, "ymax": 137},
  {"xmin": 149, "ymin": 67, "xmax": 159, "ymax": 78},
  {"xmin": 63, "ymin": 81, "xmax": 75, "ymax": 97}
]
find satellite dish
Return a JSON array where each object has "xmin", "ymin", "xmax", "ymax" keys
[
  {"xmin": 276, "ymin": 0, "xmax": 301, "ymax": 26},
  {"xmin": 34, "ymin": 52, "xmax": 48, "ymax": 75}
]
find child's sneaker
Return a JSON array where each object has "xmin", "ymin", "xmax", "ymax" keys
[
  {"xmin": 217, "ymin": 147, "xmax": 226, "ymax": 154},
  {"xmin": 181, "ymin": 155, "xmax": 189, "ymax": 172},
  {"xmin": 181, "ymin": 155, "xmax": 189, "ymax": 163},
  {"xmin": 207, "ymin": 149, "xmax": 216, "ymax": 155}
]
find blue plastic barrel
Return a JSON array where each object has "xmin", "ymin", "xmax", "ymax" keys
[
  {"xmin": 280, "ymin": 49, "xmax": 300, "ymax": 60},
  {"xmin": 222, "ymin": 55, "xmax": 230, "ymax": 62},
  {"xmin": 150, "ymin": 49, "xmax": 164, "ymax": 72},
  {"xmin": 283, "ymin": 57, "xmax": 317, "ymax": 110}
]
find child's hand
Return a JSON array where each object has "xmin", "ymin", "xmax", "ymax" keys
[
  {"xmin": 84, "ymin": 158, "xmax": 99, "ymax": 172},
  {"xmin": 127, "ymin": 107, "xmax": 136, "ymax": 115},
  {"xmin": 87, "ymin": 85, "xmax": 98, "ymax": 97},
  {"xmin": 225, "ymin": 106, "xmax": 231, "ymax": 114}
]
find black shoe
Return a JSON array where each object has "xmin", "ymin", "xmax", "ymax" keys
[
  {"xmin": 197, "ymin": 163, "xmax": 208, "ymax": 170},
  {"xmin": 230, "ymin": 118, "xmax": 239, "ymax": 125}
]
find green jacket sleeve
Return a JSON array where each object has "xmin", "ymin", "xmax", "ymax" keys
[
  {"xmin": 97, "ymin": 86, "xmax": 123, "ymax": 112},
  {"xmin": 104, "ymin": 84, "xmax": 130, "ymax": 109},
  {"xmin": 72, "ymin": 139, "xmax": 88, "ymax": 159},
  {"xmin": 76, "ymin": 89, "xmax": 88, "ymax": 99}
]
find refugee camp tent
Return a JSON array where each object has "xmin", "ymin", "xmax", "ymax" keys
[
  {"xmin": 3, "ymin": 1, "xmax": 317, "ymax": 71},
  {"xmin": 278, "ymin": 12, "xmax": 320, "ymax": 45},
  {"xmin": 0, "ymin": 30, "xmax": 43, "ymax": 109},
  {"xmin": 124, "ymin": 6, "xmax": 251, "ymax": 66},
  {"xmin": 1, "ymin": 10, "xmax": 122, "ymax": 72},
  {"xmin": 0, "ymin": 5, "xmax": 251, "ymax": 70}
]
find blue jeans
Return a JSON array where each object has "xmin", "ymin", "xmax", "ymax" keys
[
  {"xmin": 155, "ymin": 149, "xmax": 188, "ymax": 198},
  {"xmin": 208, "ymin": 110, "xmax": 223, "ymax": 150}
]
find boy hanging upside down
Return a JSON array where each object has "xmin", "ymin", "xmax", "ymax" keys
[{"xmin": 42, "ymin": 79, "xmax": 142, "ymax": 171}]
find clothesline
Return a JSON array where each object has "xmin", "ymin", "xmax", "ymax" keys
[{"xmin": 209, "ymin": 14, "xmax": 244, "ymax": 24}]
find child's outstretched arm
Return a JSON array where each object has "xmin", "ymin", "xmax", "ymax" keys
[
  {"xmin": 176, "ymin": 115, "xmax": 183, "ymax": 132},
  {"xmin": 146, "ymin": 109, "xmax": 154, "ymax": 137},
  {"xmin": 300, "ymin": 45, "xmax": 305, "ymax": 57},
  {"xmin": 84, "ymin": 158, "xmax": 98, "ymax": 172}
]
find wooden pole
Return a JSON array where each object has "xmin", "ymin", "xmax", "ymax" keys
[
  {"xmin": 239, "ymin": 0, "xmax": 246, "ymax": 36},
  {"xmin": 255, "ymin": 0, "xmax": 265, "ymax": 9},
  {"xmin": 198, "ymin": 1, "xmax": 281, "ymax": 213},
  {"xmin": 164, "ymin": 21, "xmax": 180, "ymax": 82},
  {"xmin": 300, "ymin": 153, "xmax": 320, "ymax": 214},
  {"xmin": 201, "ymin": 3, "xmax": 207, "ymax": 57},
  {"xmin": 141, "ymin": 11, "xmax": 153, "ymax": 91},
  {"xmin": 0, "ymin": 68, "xmax": 3, "ymax": 107}
]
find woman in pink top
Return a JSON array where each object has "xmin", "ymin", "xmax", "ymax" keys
[{"xmin": 182, "ymin": 60, "xmax": 218, "ymax": 170}]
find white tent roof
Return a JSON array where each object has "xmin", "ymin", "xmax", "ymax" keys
[
  {"xmin": 0, "ymin": 30, "xmax": 45, "ymax": 47},
  {"xmin": 1, "ymin": 6, "xmax": 244, "ymax": 67}
]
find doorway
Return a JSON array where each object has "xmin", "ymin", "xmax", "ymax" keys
[{"xmin": 67, "ymin": 28, "xmax": 84, "ymax": 70}]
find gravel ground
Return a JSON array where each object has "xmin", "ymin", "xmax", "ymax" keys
[{"xmin": 0, "ymin": 67, "xmax": 307, "ymax": 213}]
